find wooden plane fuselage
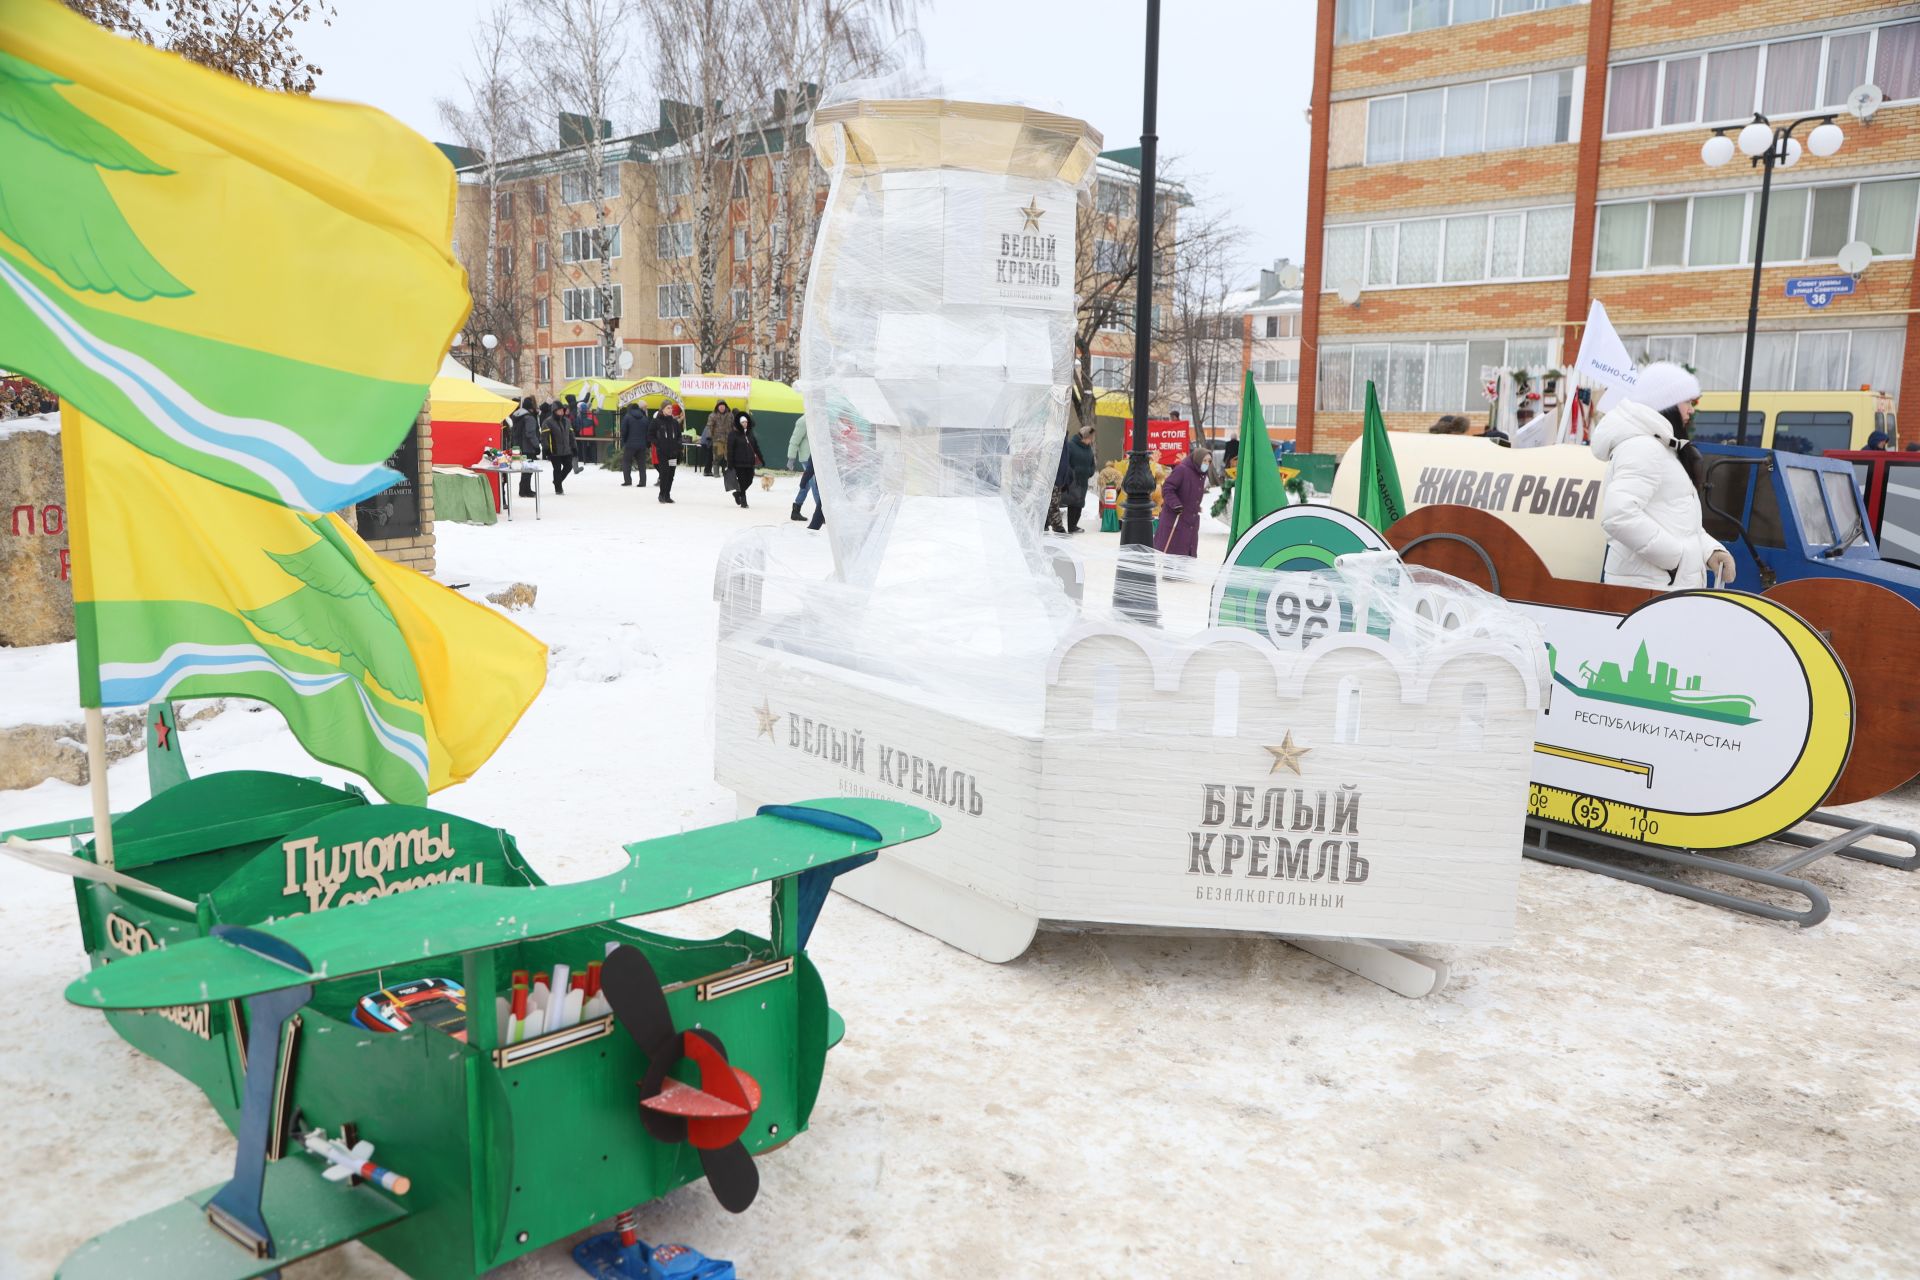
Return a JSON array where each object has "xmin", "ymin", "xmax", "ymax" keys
[{"xmin": 49, "ymin": 770, "xmax": 916, "ymax": 1279}]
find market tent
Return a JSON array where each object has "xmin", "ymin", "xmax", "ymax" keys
[
  {"xmin": 429, "ymin": 376, "xmax": 517, "ymax": 424},
  {"xmin": 438, "ymin": 355, "xmax": 522, "ymax": 400},
  {"xmin": 428, "ymin": 376, "xmax": 518, "ymax": 509},
  {"xmin": 581, "ymin": 375, "xmax": 805, "ymax": 459}
]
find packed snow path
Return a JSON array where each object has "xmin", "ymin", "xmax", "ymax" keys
[{"xmin": 4, "ymin": 462, "xmax": 1916, "ymax": 1278}]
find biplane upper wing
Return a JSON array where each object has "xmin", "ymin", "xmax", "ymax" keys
[{"xmin": 67, "ymin": 799, "xmax": 939, "ymax": 1011}]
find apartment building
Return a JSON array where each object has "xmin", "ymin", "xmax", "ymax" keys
[
  {"xmin": 456, "ymin": 123, "xmax": 1186, "ymax": 405},
  {"xmin": 1241, "ymin": 258, "xmax": 1305, "ymax": 442},
  {"xmin": 1301, "ymin": 0, "xmax": 1920, "ymax": 451},
  {"xmin": 449, "ymin": 98, "xmax": 817, "ymax": 397}
]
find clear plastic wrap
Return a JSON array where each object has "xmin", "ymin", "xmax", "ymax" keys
[
  {"xmin": 713, "ymin": 527, "xmax": 1551, "ymax": 948},
  {"xmin": 799, "ymin": 81, "xmax": 1102, "ymax": 599}
]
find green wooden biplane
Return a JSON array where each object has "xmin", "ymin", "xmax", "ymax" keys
[{"xmin": 9, "ymin": 718, "xmax": 938, "ymax": 1279}]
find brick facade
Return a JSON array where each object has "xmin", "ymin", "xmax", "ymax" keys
[
  {"xmin": 359, "ymin": 401, "xmax": 435, "ymax": 576},
  {"xmin": 1302, "ymin": 0, "xmax": 1920, "ymax": 455}
]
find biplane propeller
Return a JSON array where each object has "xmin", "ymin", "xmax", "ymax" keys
[{"xmin": 603, "ymin": 946, "xmax": 763, "ymax": 1213}]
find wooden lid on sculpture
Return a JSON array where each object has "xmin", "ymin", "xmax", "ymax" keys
[{"xmin": 809, "ymin": 96, "xmax": 1103, "ymax": 184}]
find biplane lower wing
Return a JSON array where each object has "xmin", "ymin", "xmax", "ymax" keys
[
  {"xmin": 58, "ymin": 1152, "xmax": 406, "ymax": 1280},
  {"xmin": 67, "ymin": 799, "xmax": 940, "ymax": 1011}
]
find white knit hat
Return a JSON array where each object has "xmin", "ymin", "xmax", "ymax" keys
[{"xmin": 1598, "ymin": 361, "xmax": 1702, "ymax": 413}]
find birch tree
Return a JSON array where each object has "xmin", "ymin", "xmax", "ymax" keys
[
  {"xmin": 437, "ymin": 6, "xmax": 535, "ymax": 381},
  {"xmin": 527, "ymin": 0, "xmax": 641, "ymax": 383},
  {"xmin": 642, "ymin": 0, "xmax": 756, "ymax": 376}
]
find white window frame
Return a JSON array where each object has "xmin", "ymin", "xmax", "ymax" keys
[
  {"xmin": 536, "ymin": 297, "xmax": 549, "ymax": 328},
  {"xmin": 562, "ymin": 345, "xmax": 604, "ymax": 380},
  {"xmin": 1603, "ymin": 20, "xmax": 1920, "ymax": 139},
  {"xmin": 659, "ymin": 343, "xmax": 694, "ymax": 376},
  {"xmin": 1592, "ymin": 176, "xmax": 1920, "ymax": 276},
  {"xmin": 561, "ymin": 167, "xmax": 620, "ymax": 204},
  {"xmin": 537, "ymin": 354, "xmax": 550, "ymax": 383},
  {"xmin": 1316, "ymin": 336, "xmax": 1556, "ymax": 413},
  {"xmin": 656, "ymin": 221, "xmax": 693, "ymax": 259},
  {"xmin": 561, "ymin": 285, "xmax": 622, "ymax": 322},
  {"xmin": 1364, "ymin": 68, "xmax": 1581, "ymax": 165},
  {"xmin": 1322, "ymin": 203, "xmax": 1576, "ymax": 291},
  {"xmin": 535, "ymin": 241, "xmax": 548, "ymax": 271},
  {"xmin": 732, "ymin": 287, "xmax": 748, "ymax": 319},
  {"xmin": 1335, "ymin": 0, "xmax": 1586, "ymax": 48},
  {"xmin": 560, "ymin": 226, "xmax": 621, "ymax": 263},
  {"xmin": 659, "ymin": 160, "xmax": 692, "ymax": 198},
  {"xmin": 657, "ymin": 283, "xmax": 694, "ymax": 319}
]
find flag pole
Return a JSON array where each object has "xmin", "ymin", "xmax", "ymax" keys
[
  {"xmin": 83, "ymin": 708, "xmax": 115, "ymax": 868},
  {"xmin": 60, "ymin": 405, "xmax": 114, "ymax": 868}
]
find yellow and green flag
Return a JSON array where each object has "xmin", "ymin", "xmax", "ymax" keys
[
  {"xmin": 65, "ymin": 408, "xmax": 546, "ymax": 804},
  {"xmin": 0, "ymin": 0, "xmax": 467, "ymax": 510}
]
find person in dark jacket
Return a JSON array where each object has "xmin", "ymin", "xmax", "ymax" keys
[
  {"xmin": 508, "ymin": 397, "xmax": 541, "ymax": 496},
  {"xmin": 700, "ymin": 400, "xmax": 731, "ymax": 477},
  {"xmin": 1046, "ymin": 442, "xmax": 1071, "ymax": 533},
  {"xmin": 1063, "ymin": 424, "xmax": 1096, "ymax": 533},
  {"xmin": 541, "ymin": 402, "xmax": 576, "ymax": 494},
  {"xmin": 725, "ymin": 410, "xmax": 761, "ymax": 508},
  {"xmin": 618, "ymin": 401, "xmax": 650, "ymax": 487},
  {"xmin": 651, "ymin": 403, "xmax": 684, "ymax": 503}
]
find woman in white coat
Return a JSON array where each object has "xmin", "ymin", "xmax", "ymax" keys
[{"xmin": 1590, "ymin": 362, "xmax": 1735, "ymax": 589}]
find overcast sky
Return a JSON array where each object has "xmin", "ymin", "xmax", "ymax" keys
[{"xmin": 299, "ymin": 0, "xmax": 1313, "ymax": 281}]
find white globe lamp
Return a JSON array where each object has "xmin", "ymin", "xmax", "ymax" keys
[
  {"xmin": 1782, "ymin": 137, "xmax": 1802, "ymax": 167},
  {"xmin": 1807, "ymin": 122, "xmax": 1844, "ymax": 157},
  {"xmin": 1737, "ymin": 120, "xmax": 1774, "ymax": 157},
  {"xmin": 451, "ymin": 331, "xmax": 465, "ymax": 347},
  {"xmin": 481, "ymin": 333, "xmax": 498, "ymax": 352},
  {"xmin": 1700, "ymin": 134, "xmax": 1735, "ymax": 167}
]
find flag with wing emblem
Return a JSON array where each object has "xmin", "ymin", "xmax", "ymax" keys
[
  {"xmin": 65, "ymin": 408, "xmax": 545, "ymax": 804},
  {"xmin": 0, "ymin": 0, "xmax": 466, "ymax": 510}
]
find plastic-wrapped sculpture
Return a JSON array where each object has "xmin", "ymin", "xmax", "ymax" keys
[{"xmin": 715, "ymin": 81, "xmax": 1553, "ymax": 996}]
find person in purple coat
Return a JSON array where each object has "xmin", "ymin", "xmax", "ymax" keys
[{"xmin": 1153, "ymin": 445, "xmax": 1210, "ymax": 557}]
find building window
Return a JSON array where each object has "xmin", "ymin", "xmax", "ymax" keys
[
  {"xmin": 1317, "ymin": 337, "xmax": 1555, "ymax": 413},
  {"xmin": 1095, "ymin": 239, "xmax": 1127, "ymax": 273},
  {"xmin": 733, "ymin": 349, "xmax": 751, "ymax": 375},
  {"xmin": 1096, "ymin": 181, "xmax": 1134, "ymax": 217},
  {"xmin": 497, "ymin": 244, "xmax": 512, "ymax": 274},
  {"xmin": 657, "ymin": 284, "xmax": 694, "ymax": 318},
  {"xmin": 536, "ymin": 297, "xmax": 549, "ymax": 328},
  {"xmin": 562, "ymin": 345, "xmax": 605, "ymax": 380},
  {"xmin": 1642, "ymin": 327, "xmax": 1904, "ymax": 398},
  {"xmin": 1257, "ymin": 359, "xmax": 1299, "ymax": 383},
  {"xmin": 659, "ymin": 343, "xmax": 694, "ymax": 376},
  {"xmin": 733, "ymin": 226, "xmax": 748, "ymax": 258},
  {"xmin": 657, "ymin": 222, "xmax": 693, "ymax": 259},
  {"xmin": 1335, "ymin": 0, "xmax": 1579, "ymax": 46},
  {"xmin": 659, "ymin": 160, "xmax": 692, "ymax": 198},
  {"xmin": 560, "ymin": 226, "xmax": 621, "ymax": 262},
  {"xmin": 531, "ymin": 184, "xmax": 547, "ymax": 214},
  {"xmin": 538, "ymin": 354, "xmax": 550, "ymax": 384},
  {"xmin": 1605, "ymin": 21, "xmax": 1920, "ymax": 137},
  {"xmin": 1594, "ymin": 178, "xmax": 1919, "ymax": 274},
  {"xmin": 732, "ymin": 287, "xmax": 748, "ymax": 319},
  {"xmin": 731, "ymin": 166, "xmax": 750, "ymax": 199},
  {"xmin": 1366, "ymin": 70, "xmax": 1575, "ymax": 164},
  {"xmin": 561, "ymin": 167, "xmax": 620, "ymax": 204},
  {"xmin": 562, "ymin": 286, "xmax": 622, "ymax": 321},
  {"xmin": 535, "ymin": 242, "xmax": 548, "ymax": 271},
  {"xmin": 1324, "ymin": 204, "xmax": 1573, "ymax": 290},
  {"xmin": 497, "ymin": 192, "xmax": 513, "ymax": 219},
  {"xmin": 1264, "ymin": 403, "xmax": 1298, "ymax": 427},
  {"xmin": 1091, "ymin": 355, "xmax": 1130, "ymax": 389}
]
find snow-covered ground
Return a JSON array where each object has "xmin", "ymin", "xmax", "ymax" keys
[{"xmin": 4, "ymin": 461, "xmax": 1918, "ymax": 1279}]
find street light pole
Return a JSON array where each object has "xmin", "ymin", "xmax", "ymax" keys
[
  {"xmin": 1704, "ymin": 111, "xmax": 1843, "ymax": 446},
  {"xmin": 1114, "ymin": 0, "xmax": 1162, "ymax": 624}
]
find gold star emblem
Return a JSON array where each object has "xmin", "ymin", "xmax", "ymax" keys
[
  {"xmin": 754, "ymin": 699, "xmax": 781, "ymax": 740},
  {"xmin": 1018, "ymin": 198, "xmax": 1046, "ymax": 232},
  {"xmin": 1266, "ymin": 731, "xmax": 1311, "ymax": 776}
]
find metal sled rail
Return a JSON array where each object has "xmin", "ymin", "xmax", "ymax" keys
[{"xmin": 1523, "ymin": 811, "xmax": 1920, "ymax": 927}]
